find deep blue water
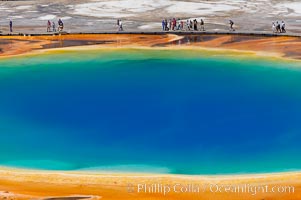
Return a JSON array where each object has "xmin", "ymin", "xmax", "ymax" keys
[{"xmin": 0, "ymin": 49, "xmax": 301, "ymax": 174}]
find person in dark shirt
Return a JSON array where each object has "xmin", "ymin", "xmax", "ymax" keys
[
  {"xmin": 58, "ymin": 19, "xmax": 64, "ymax": 32},
  {"xmin": 229, "ymin": 20, "xmax": 235, "ymax": 31},
  {"xmin": 9, "ymin": 20, "xmax": 13, "ymax": 33},
  {"xmin": 47, "ymin": 20, "xmax": 51, "ymax": 32},
  {"xmin": 200, "ymin": 19, "xmax": 205, "ymax": 31}
]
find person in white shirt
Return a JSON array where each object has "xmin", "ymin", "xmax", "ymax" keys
[
  {"xmin": 119, "ymin": 20, "xmax": 123, "ymax": 31},
  {"xmin": 186, "ymin": 20, "xmax": 190, "ymax": 31},
  {"xmin": 272, "ymin": 22, "xmax": 276, "ymax": 33}
]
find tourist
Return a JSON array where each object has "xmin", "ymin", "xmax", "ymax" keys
[
  {"xmin": 193, "ymin": 19, "xmax": 195, "ymax": 30},
  {"xmin": 164, "ymin": 19, "xmax": 168, "ymax": 31},
  {"xmin": 272, "ymin": 22, "xmax": 276, "ymax": 33},
  {"xmin": 229, "ymin": 20, "xmax": 235, "ymax": 31},
  {"xmin": 281, "ymin": 21, "xmax": 286, "ymax": 33},
  {"xmin": 116, "ymin": 19, "xmax": 120, "ymax": 31},
  {"xmin": 190, "ymin": 20, "xmax": 193, "ymax": 30},
  {"xmin": 119, "ymin": 19, "xmax": 123, "ymax": 31},
  {"xmin": 186, "ymin": 20, "xmax": 190, "ymax": 31},
  {"xmin": 58, "ymin": 19, "xmax": 64, "ymax": 32},
  {"xmin": 276, "ymin": 21, "xmax": 280, "ymax": 33},
  {"xmin": 165, "ymin": 19, "xmax": 168, "ymax": 31},
  {"xmin": 9, "ymin": 20, "xmax": 13, "ymax": 33},
  {"xmin": 200, "ymin": 19, "xmax": 205, "ymax": 31},
  {"xmin": 162, "ymin": 19, "xmax": 165, "ymax": 31},
  {"xmin": 193, "ymin": 19, "xmax": 198, "ymax": 31},
  {"xmin": 180, "ymin": 20, "xmax": 184, "ymax": 30},
  {"xmin": 172, "ymin": 18, "xmax": 176, "ymax": 31},
  {"xmin": 169, "ymin": 19, "xmax": 172, "ymax": 31},
  {"xmin": 47, "ymin": 20, "xmax": 51, "ymax": 32},
  {"xmin": 52, "ymin": 21, "xmax": 56, "ymax": 32},
  {"xmin": 175, "ymin": 19, "xmax": 178, "ymax": 30}
]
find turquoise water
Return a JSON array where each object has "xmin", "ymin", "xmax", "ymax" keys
[{"xmin": 0, "ymin": 49, "xmax": 301, "ymax": 174}]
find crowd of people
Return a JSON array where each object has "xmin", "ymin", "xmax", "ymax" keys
[
  {"xmin": 160, "ymin": 18, "xmax": 237, "ymax": 32},
  {"xmin": 160, "ymin": 18, "xmax": 288, "ymax": 34},
  {"xmin": 161, "ymin": 18, "xmax": 206, "ymax": 31},
  {"xmin": 1, "ymin": 19, "xmax": 64, "ymax": 34},
  {"xmin": 272, "ymin": 21, "xmax": 286, "ymax": 33},
  {"xmin": 46, "ymin": 19, "xmax": 64, "ymax": 32}
]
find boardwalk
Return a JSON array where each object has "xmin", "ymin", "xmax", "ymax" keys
[{"xmin": 0, "ymin": 31, "xmax": 301, "ymax": 38}]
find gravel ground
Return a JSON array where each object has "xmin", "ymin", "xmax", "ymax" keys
[{"xmin": 0, "ymin": 0, "xmax": 300, "ymax": 34}]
